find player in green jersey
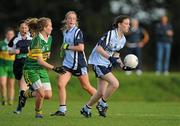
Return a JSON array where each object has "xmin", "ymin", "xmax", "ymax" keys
[
  {"xmin": 18, "ymin": 17, "xmax": 65, "ymax": 118},
  {"xmin": 0, "ymin": 28, "xmax": 15, "ymax": 105}
]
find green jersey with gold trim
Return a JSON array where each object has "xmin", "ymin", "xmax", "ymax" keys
[
  {"xmin": 0, "ymin": 39, "xmax": 15, "ymax": 66},
  {"xmin": 24, "ymin": 34, "xmax": 52, "ymax": 70}
]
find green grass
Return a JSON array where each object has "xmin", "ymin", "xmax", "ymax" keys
[
  {"xmin": 1, "ymin": 101, "xmax": 180, "ymax": 126},
  {"xmin": 1, "ymin": 71, "xmax": 180, "ymax": 126}
]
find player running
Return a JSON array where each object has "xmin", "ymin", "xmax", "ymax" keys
[
  {"xmin": 51, "ymin": 11, "xmax": 96, "ymax": 116},
  {"xmin": 0, "ymin": 28, "xmax": 15, "ymax": 105},
  {"xmin": 8, "ymin": 20, "xmax": 32, "ymax": 114},
  {"xmin": 18, "ymin": 17, "xmax": 65, "ymax": 118},
  {"xmin": 81, "ymin": 15, "xmax": 132, "ymax": 118}
]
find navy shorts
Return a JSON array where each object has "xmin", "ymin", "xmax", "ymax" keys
[
  {"xmin": 92, "ymin": 65, "xmax": 112, "ymax": 78},
  {"xmin": 13, "ymin": 58, "xmax": 26, "ymax": 80},
  {"xmin": 63, "ymin": 66, "xmax": 88, "ymax": 76}
]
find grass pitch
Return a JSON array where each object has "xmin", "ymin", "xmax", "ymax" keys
[
  {"xmin": 0, "ymin": 100, "xmax": 180, "ymax": 126},
  {"xmin": 0, "ymin": 72, "xmax": 180, "ymax": 126}
]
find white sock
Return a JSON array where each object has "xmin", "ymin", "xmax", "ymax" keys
[
  {"xmin": 84, "ymin": 105, "xmax": 91, "ymax": 112},
  {"xmin": 58, "ymin": 105, "xmax": 67, "ymax": 113},
  {"xmin": 99, "ymin": 98, "xmax": 107, "ymax": 107}
]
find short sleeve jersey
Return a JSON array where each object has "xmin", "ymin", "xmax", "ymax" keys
[
  {"xmin": 24, "ymin": 34, "xmax": 52, "ymax": 70},
  {"xmin": 8, "ymin": 32, "xmax": 32, "ymax": 59},
  {"xmin": 62, "ymin": 26, "xmax": 87, "ymax": 70},
  {"xmin": 88, "ymin": 29, "xmax": 126, "ymax": 67},
  {"xmin": 0, "ymin": 39, "xmax": 15, "ymax": 66}
]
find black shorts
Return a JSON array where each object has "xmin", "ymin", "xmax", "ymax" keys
[
  {"xmin": 92, "ymin": 65, "xmax": 112, "ymax": 78},
  {"xmin": 63, "ymin": 66, "xmax": 88, "ymax": 76},
  {"xmin": 13, "ymin": 58, "xmax": 26, "ymax": 80}
]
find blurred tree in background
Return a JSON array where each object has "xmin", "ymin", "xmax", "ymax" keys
[{"xmin": 0, "ymin": 0, "xmax": 179, "ymax": 70}]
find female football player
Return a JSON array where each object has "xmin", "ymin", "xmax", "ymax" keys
[
  {"xmin": 19, "ymin": 17, "xmax": 65, "ymax": 118},
  {"xmin": 51, "ymin": 11, "xmax": 96, "ymax": 116},
  {"xmin": 8, "ymin": 21, "xmax": 32, "ymax": 113},
  {"xmin": 81, "ymin": 15, "xmax": 131, "ymax": 118},
  {"xmin": 0, "ymin": 28, "xmax": 15, "ymax": 105}
]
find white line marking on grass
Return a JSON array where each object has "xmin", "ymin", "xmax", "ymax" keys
[{"xmin": 111, "ymin": 113, "xmax": 180, "ymax": 118}]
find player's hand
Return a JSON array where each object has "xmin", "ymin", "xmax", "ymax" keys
[
  {"xmin": 52, "ymin": 66, "xmax": 66, "ymax": 74},
  {"xmin": 108, "ymin": 56, "xmax": 119, "ymax": 66},
  {"xmin": 62, "ymin": 43, "xmax": 69, "ymax": 50},
  {"xmin": 15, "ymin": 49, "xmax": 20, "ymax": 54},
  {"xmin": 122, "ymin": 66, "xmax": 135, "ymax": 71}
]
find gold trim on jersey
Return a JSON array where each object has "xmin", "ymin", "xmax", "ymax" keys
[
  {"xmin": 0, "ymin": 51, "xmax": 15, "ymax": 61},
  {"xmin": 23, "ymin": 70, "xmax": 32, "ymax": 85},
  {"xmin": 28, "ymin": 49, "xmax": 49, "ymax": 61}
]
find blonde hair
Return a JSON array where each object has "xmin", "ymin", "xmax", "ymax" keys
[
  {"xmin": 25, "ymin": 17, "xmax": 51, "ymax": 37},
  {"xmin": 61, "ymin": 11, "xmax": 78, "ymax": 31}
]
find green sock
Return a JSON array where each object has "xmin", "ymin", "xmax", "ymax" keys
[{"xmin": 35, "ymin": 108, "xmax": 42, "ymax": 115}]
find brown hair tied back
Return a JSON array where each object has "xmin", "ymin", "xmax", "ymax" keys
[
  {"xmin": 25, "ymin": 18, "xmax": 38, "ymax": 37},
  {"xmin": 112, "ymin": 15, "xmax": 129, "ymax": 29},
  {"xmin": 25, "ymin": 17, "xmax": 51, "ymax": 37}
]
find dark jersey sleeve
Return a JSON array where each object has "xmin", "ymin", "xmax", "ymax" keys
[
  {"xmin": 75, "ymin": 30, "xmax": 84, "ymax": 44},
  {"xmin": 97, "ymin": 31, "xmax": 110, "ymax": 49},
  {"xmin": 8, "ymin": 36, "xmax": 16, "ymax": 47}
]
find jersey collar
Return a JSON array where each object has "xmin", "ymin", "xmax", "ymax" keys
[
  {"xmin": 115, "ymin": 28, "xmax": 124, "ymax": 41},
  {"xmin": 17, "ymin": 32, "xmax": 31, "ymax": 40},
  {"xmin": 39, "ymin": 33, "xmax": 50, "ymax": 43},
  {"xmin": 66, "ymin": 26, "xmax": 76, "ymax": 33}
]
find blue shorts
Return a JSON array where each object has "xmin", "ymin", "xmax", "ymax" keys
[
  {"xmin": 92, "ymin": 65, "xmax": 112, "ymax": 78},
  {"xmin": 63, "ymin": 66, "xmax": 88, "ymax": 76}
]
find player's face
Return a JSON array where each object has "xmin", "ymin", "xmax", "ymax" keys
[
  {"xmin": 6, "ymin": 30, "xmax": 15, "ymax": 42},
  {"xmin": 44, "ymin": 21, "xmax": 53, "ymax": 35},
  {"xmin": 19, "ymin": 23, "xmax": 29, "ymax": 36},
  {"xmin": 119, "ymin": 18, "xmax": 130, "ymax": 33},
  {"xmin": 66, "ymin": 13, "xmax": 77, "ymax": 29}
]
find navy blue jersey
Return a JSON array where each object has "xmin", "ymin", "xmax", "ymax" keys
[{"xmin": 8, "ymin": 32, "xmax": 32, "ymax": 59}]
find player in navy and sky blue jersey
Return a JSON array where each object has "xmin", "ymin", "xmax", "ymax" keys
[
  {"xmin": 51, "ymin": 11, "xmax": 96, "ymax": 116},
  {"xmin": 81, "ymin": 15, "xmax": 131, "ymax": 118}
]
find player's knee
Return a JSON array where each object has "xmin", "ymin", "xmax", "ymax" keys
[
  {"xmin": 58, "ymin": 82, "xmax": 66, "ymax": 90},
  {"xmin": 45, "ymin": 93, "xmax": 52, "ymax": 99},
  {"xmin": 38, "ymin": 92, "xmax": 45, "ymax": 98},
  {"xmin": 82, "ymin": 83, "xmax": 90, "ymax": 91},
  {"xmin": 97, "ymin": 91, "xmax": 104, "ymax": 97},
  {"xmin": 111, "ymin": 81, "xmax": 119, "ymax": 89}
]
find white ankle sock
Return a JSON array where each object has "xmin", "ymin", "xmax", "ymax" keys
[{"xmin": 58, "ymin": 105, "xmax": 67, "ymax": 113}]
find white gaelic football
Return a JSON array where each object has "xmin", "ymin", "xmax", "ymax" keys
[{"xmin": 124, "ymin": 54, "xmax": 138, "ymax": 68}]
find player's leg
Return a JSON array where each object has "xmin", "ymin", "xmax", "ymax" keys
[
  {"xmin": 18, "ymin": 77, "xmax": 28, "ymax": 91},
  {"xmin": 7, "ymin": 66, "xmax": 15, "ymax": 105},
  {"xmin": 35, "ymin": 85, "xmax": 45, "ymax": 118},
  {"xmin": 40, "ymin": 69, "xmax": 52, "ymax": 100},
  {"xmin": 78, "ymin": 71, "xmax": 96, "ymax": 95},
  {"xmin": 81, "ymin": 79, "xmax": 108, "ymax": 118},
  {"xmin": 96, "ymin": 72, "xmax": 119, "ymax": 117},
  {"xmin": 101, "ymin": 72, "xmax": 119, "ymax": 100},
  {"xmin": 14, "ymin": 71, "xmax": 31, "ymax": 114},
  {"xmin": 0, "ymin": 76, "xmax": 7, "ymax": 105},
  {"xmin": 0, "ymin": 66, "xmax": 8, "ymax": 105},
  {"xmin": 51, "ymin": 71, "xmax": 71, "ymax": 116},
  {"xmin": 7, "ymin": 78, "xmax": 15, "ymax": 105},
  {"xmin": 16, "ymin": 70, "xmax": 38, "ymax": 115}
]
